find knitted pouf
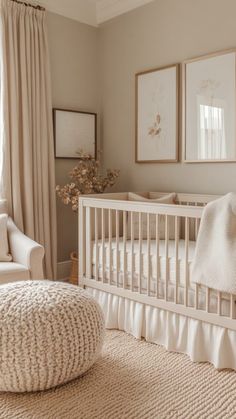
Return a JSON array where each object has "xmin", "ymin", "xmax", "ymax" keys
[{"xmin": 0, "ymin": 280, "xmax": 105, "ymax": 393}]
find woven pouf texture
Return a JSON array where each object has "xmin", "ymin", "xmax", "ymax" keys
[{"xmin": 0, "ymin": 281, "xmax": 105, "ymax": 393}]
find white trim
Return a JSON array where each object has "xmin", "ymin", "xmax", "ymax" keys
[
  {"xmin": 96, "ymin": 0, "xmax": 155, "ymax": 24},
  {"xmin": 57, "ymin": 260, "xmax": 71, "ymax": 281}
]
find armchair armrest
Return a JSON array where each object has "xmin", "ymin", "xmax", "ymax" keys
[{"xmin": 7, "ymin": 218, "xmax": 45, "ymax": 279}]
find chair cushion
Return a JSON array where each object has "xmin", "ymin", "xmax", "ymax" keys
[
  {"xmin": 0, "ymin": 214, "xmax": 12, "ymax": 262},
  {"xmin": 0, "ymin": 263, "xmax": 30, "ymax": 283},
  {"xmin": 0, "ymin": 280, "xmax": 105, "ymax": 392}
]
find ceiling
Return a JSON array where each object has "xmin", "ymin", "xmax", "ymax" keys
[{"xmin": 38, "ymin": 0, "xmax": 155, "ymax": 26}]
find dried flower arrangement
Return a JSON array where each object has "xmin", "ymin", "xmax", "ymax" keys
[{"xmin": 56, "ymin": 149, "xmax": 120, "ymax": 211}]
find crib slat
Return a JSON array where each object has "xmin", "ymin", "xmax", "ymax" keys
[
  {"xmin": 217, "ymin": 291, "xmax": 221, "ymax": 316},
  {"xmin": 138, "ymin": 212, "xmax": 142, "ymax": 293},
  {"xmin": 101, "ymin": 208, "xmax": 105, "ymax": 283},
  {"xmin": 131, "ymin": 212, "xmax": 134, "ymax": 292},
  {"xmin": 195, "ymin": 283, "xmax": 198, "ymax": 309},
  {"xmin": 147, "ymin": 213, "xmax": 150, "ymax": 296},
  {"xmin": 184, "ymin": 217, "xmax": 189, "ymax": 306},
  {"xmin": 156, "ymin": 214, "xmax": 160, "ymax": 298},
  {"xmin": 79, "ymin": 203, "xmax": 85, "ymax": 283},
  {"xmin": 95, "ymin": 208, "xmax": 98, "ymax": 281},
  {"xmin": 175, "ymin": 216, "xmax": 179, "ymax": 304},
  {"xmin": 206, "ymin": 287, "xmax": 210, "ymax": 312},
  {"xmin": 230, "ymin": 294, "xmax": 234, "ymax": 319},
  {"xmin": 123, "ymin": 211, "xmax": 127, "ymax": 289},
  {"xmin": 108, "ymin": 209, "xmax": 112, "ymax": 285},
  {"xmin": 194, "ymin": 203, "xmax": 197, "ymax": 241},
  {"xmin": 195, "ymin": 217, "xmax": 200, "ymax": 241},
  {"xmin": 165, "ymin": 215, "xmax": 169, "ymax": 301},
  {"xmin": 194, "ymin": 203, "xmax": 197, "ymax": 240},
  {"xmin": 86, "ymin": 207, "xmax": 92, "ymax": 279},
  {"xmin": 116, "ymin": 210, "xmax": 119, "ymax": 287}
]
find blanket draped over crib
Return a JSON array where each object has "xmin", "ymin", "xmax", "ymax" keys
[{"xmin": 192, "ymin": 192, "xmax": 236, "ymax": 294}]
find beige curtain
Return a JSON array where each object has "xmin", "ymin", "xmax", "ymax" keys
[{"xmin": 0, "ymin": 0, "xmax": 57, "ymax": 278}]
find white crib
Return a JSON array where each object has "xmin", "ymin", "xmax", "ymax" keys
[{"xmin": 79, "ymin": 192, "xmax": 236, "ymax": 370}]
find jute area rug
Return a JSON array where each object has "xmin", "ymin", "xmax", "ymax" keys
[{"xmin": 0, "ymin": 330, "xmax": 236, "ymax": 419}]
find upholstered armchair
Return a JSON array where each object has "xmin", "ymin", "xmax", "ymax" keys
[{"xmin": 0, "ymin": 200, "xmax": 45, "ymax": 284}]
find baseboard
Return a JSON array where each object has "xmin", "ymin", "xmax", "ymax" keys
[{"xmin": 57, "ymin": 260, "xmax": 71, "ymax": 281}]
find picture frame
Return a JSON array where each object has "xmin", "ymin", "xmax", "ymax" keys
[
  {"xmin": 135, "ymin": 64, "xmax": 179, "ymax": 163},
  {"xmin": 183, "ymin": 49, "xmax": 236, "ymax": 163},
  {"xmin": 53, "ymin": 108, "xmax": 97, "ymax": 159}
]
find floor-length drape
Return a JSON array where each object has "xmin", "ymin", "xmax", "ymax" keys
[{"xmin": 0, "ymin": 0, "xmax": 57, "ymax": 278}]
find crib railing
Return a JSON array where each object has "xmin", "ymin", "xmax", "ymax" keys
[{"xmin": 79, "ymin": 192, "xmax": 236, "ymax": 331}]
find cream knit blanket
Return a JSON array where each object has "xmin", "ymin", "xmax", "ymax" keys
[{"xmin": 192, "ymin": 192, "xmax": 236, "ymax": 294}]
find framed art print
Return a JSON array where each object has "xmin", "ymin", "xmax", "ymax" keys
[
  {"xmin": 135, "ymin": 64, "xmax": 179, "ymax": 163},
  {"xmin": 183, "ymin": 49, "xmax": 236, "ymax": 162},
  {"xmin": 53, "ymin": 109, "xmax": 97, "ymax": 159}
]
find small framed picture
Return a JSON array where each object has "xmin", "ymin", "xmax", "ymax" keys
[
  {"xmin": 183, "ymin": 49, "xmax": 236, "ymax": 163},
  {"xmin": 135, "ymin": 64, "xmax": 179, "ymax": 163},
  {"xmin": 53, "ymin": 108, "xmax": 97, "ymax": 159}
]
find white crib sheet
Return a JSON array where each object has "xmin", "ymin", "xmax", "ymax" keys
[{"xmin": 91, "ymin": 239, "xmax": 232, "ymax": 316}]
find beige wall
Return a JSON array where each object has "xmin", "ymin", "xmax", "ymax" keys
[
  {"xmin": 99, "ymin": 0, "xmax": 236, "ymax": 196},
  {"xmin": 47, "ymin": 12, "xmax": 99, "ymax": 262},
  {"xmin": 47, "ymin": 0, "xmax": 236, "ymax": 263}
]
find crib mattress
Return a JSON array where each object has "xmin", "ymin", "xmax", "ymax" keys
[
  {"xmin": 92, "ymin": 238, "xmax": 195, "ymax": 288},
  {"xmin": 91, "ymin": 239, "xmax": 232, "ymax": 316}
]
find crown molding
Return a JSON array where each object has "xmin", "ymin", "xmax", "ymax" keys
[
  {"xmin": 96, "ymin": 0, "xmax": 154, "ymax": 24},
  {"xmin": 39, "ymin": 0, "xmax": 98, "ymax": 27},
  {"xmin": 39, "ymin": 0, "xmax": 155, "ymax": 26}
]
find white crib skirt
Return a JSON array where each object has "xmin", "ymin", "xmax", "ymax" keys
[{"xmin": 86, "ymin": 287, "xmax": 236, "ymax": 371}]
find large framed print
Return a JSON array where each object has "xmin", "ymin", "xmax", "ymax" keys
[
  {"xmin": 183, "ymin": 49, "xmax": 236, "ymax": 163},
  {"xmin": 53, "ymin": 108, "xmax": 97, "ymax": 159},
  {"xmin": 135, "ymin": 64, "xmax": 179, "ymax": 163}
]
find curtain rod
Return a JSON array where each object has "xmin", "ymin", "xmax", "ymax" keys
[{"xmin": 10, "ymin": 0, "xmax": 45, "ymax": 11}]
